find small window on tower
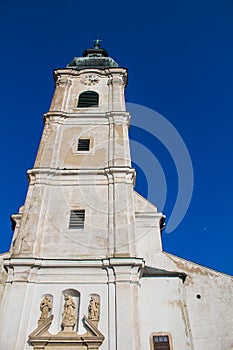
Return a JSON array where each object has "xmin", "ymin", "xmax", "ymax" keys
[
  {"xmin": 151, "ymin": 334, "xmax": 172, "ymax": 350},
  {"xmin": 69, "ymin": 210, "xmax": 85, "ymax": 229},
  {"xmin": 77, "ymin": 139, "xmax": 90, "ymax": 151},
  {"xmin": 77, "ymin": 91, "xmax": 99, "ymax": 108}
]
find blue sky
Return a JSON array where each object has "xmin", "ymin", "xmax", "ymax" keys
[{"xmin": 0, "ymin": 0, "xmax": 232, "ymax": 274}]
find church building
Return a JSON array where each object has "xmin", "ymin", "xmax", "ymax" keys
[{"xmin": 0, "ymin": 41, "xmax": 232, "ymax": 350}]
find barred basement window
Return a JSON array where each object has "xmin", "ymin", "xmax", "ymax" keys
[
  {"xmin": 69, "ymin": 210, "xmax": 85, "ymax": 229},
  {"xmin": 77, "ymin": 91, "xmax": 99, "ymax": 108},
  {"xmin": 152, "ymin": 335, "xmax": 170, "ymax": 350},
  {"xmin": 77, "ymin": 139, "xmax": 90, "ymax": 151}
]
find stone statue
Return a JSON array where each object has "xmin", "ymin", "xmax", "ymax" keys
[
  {"xmin": 88, "ymin": 295, "xmax": 100, "ymax": 322},
  {"xmin": 61, "ymin": 294, "xmax": 76, "ymax": 331},
  {"xmin": 39, "ymin": 295, "xmax": 52, "ymax": 321}
]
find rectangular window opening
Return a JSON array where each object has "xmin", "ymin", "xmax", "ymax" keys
[
  {"xmin": 153, "ymin": 335, "xmax": 170, "ymax": 350},
  {"xmin": 77, "ymin": 139, "xmax": 90, "ymax": 151},
  {"xmin": 69, "ymin": 210, "xmax": 85, "ymax": 229}
]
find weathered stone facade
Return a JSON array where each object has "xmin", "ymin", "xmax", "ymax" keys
[{"xmin": 0, "ymin": 43, "xmax": 232, "ymax": 350}]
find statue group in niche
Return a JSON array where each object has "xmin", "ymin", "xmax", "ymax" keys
[
  {"xmin": 31, "ymin": 292, "xmax": 104, "ymax": 350},
  {"xmin": 38, "ymin": 293, "xmax": 100, "ymax": 331},
  {"xmin": 88, "ymin": 295, "xmax": 100, "ymax": 322},
  {"xmin": 61, "ymin": 294, "xmax": 77, "ymax": 329},
  {"xmin": 39, "ymin": 295, "xmax": 52, "ymax": 321}
]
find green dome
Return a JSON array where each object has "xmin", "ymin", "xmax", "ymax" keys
[{"xmin": 67, "ymin": 40, "xmax": 118, "ymax": 70}]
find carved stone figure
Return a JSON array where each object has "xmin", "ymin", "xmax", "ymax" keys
[
  {"xmin": 61, "ymin": 294, "xmax": 76, "ymax": 331},
  {"xmin": 88, "ymin": 295, "xmax": 100, "ymax": 322},
  {"xmin": 39, "ymin": 295, "xmax": 52, "ymax": 321}
]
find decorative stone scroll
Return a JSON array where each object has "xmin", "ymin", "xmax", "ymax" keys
[
  {"xmin": 55, "ymin": 77, "xmax": 72, "ymax": 87},
  {"xmin": 107, "ymin": 75, "xmax": 126, "ymax": 85}
]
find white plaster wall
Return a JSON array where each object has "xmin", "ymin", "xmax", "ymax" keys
[
  {"xmin": 35, "ymin": 116, "xmax": 131, "ymax": 169},
  {"xmin": 13, "ymin": 180, "xmax": 137, "ymax": 259},
  {"xmin": 0, "ymin": 253, "xmax": 7, "ymax": 304},
  {"xmin": 58, "ymin": 124, "xmax": 109, "ymax": 169},
  {"xmin": 139, "ymin": 251, "xmax": 233, "ymax": 350},
  {"xmin": 0, "ymin": 264, "xmax": 110, "ymax": 350},
  {"xmin": 140, "ymin": 277, "xmax": 193, "ymax": 350},
  {"xmin": 1, "ymin": 256, "xmax": 232, "ymax": 350},
  {"xmin": 40, "ymin": 184, "xmax": 109, "ymax": 258},
  {"xmin": 184, "ymin": 272, "xmax": 233, "ymax": 350},
  {"xmin": 171, "ymin": 260, "xmax": 233, "ymax": 350},
  {"xmin": 0, "ymin": 281, "xmax": 29, "ymax": 350},
  {"xmin": 133, "ymin": 191, "xmax": 164, "ymax": 264}
]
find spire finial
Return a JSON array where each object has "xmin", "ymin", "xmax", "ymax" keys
[{"xmin": 93, "ymin": 39, "xmax": 102, "ymax": 49}]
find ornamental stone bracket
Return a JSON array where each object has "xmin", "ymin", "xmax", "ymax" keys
[
  {"xmin": 29, "ymin": 315, "xmax": 104, "ymax": 350},
  {"xmin": 55, "ymin": 76, "xmax": 72, "ymax": 87}
]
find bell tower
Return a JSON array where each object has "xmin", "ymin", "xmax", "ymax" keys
[
  {"xmin": 11, "ymin": 40, "xmax": 138, "ymax": 260},
  {"xmin": 1, "ymin": 40, "xmax": 232, "ymax": 350},
  {"xmin": 0, "ymin": 41, "xmax": 164, "ymax": 350}
]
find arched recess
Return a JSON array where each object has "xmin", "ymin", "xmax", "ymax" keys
[
  {"xmin": 61, "ymin": 289, "xmax": 80, "ymax": 332},
  {"xmin": 77, "ymin": 91, "xmax": 99, "ymax": 107}
]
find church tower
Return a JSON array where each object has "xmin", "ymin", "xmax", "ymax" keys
[
  {"xmin": 0, "ymin": 42, "xmax": 232, "ymax": 350},
  {"xmin": 0, "ymin": 41, "xmax": 164, "ymax": 350}
]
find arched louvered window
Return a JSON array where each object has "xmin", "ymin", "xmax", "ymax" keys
[{"xmin": 78, "ymin": 91, "xmax": 99, "ymax": 108}]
